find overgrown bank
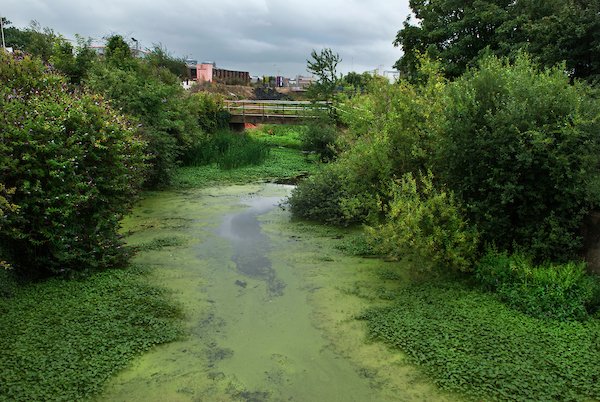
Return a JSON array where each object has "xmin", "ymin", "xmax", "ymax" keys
[{"xmin": 288, "ymin": 55, "xmax": 600, "ymax": 400}]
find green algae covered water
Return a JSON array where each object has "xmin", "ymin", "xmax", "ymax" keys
[{"xmin": 98, "ymin": 184, "xmax": 456, "ymax": 402}]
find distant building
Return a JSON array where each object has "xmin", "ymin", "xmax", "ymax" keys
[
  {"xmin": 291, "ymin": 75, "xmax": 316, "ymax": 91},
  {"xmin": 276, "ymin": 76, "xmax": 290, "ymax": 87},
  {"xmin": 381, "ymin": 70, "xmax": 400, "ymax": 82},
  {"xmin": 188, "ymin": 62, "xmax": 250, "ymax": 85}
]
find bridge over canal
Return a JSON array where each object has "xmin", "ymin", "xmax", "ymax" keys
[{"xmin": 225, "ymin": 100, "xmax": 329, "ymax": 126}]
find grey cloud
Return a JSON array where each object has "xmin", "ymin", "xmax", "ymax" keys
[{"xmin": 3, "ymin": 0, "xmax": 410, "ymax": 77}]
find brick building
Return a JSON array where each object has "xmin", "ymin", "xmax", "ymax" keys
[{"xmin": 189, "ymin": 62, "xmax": 250, "ymax": 85}]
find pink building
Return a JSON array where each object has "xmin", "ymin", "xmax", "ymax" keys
[
  {"xmin": 197, "ymin": 63, "xmax": 214, "ymax": 83},
  {"xmin": 188, "ymin": 62, "xmax": 250, "ymax": 85}
]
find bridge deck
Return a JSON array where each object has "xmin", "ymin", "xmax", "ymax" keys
[{"xmin": 225, "ymin": 100, "xmax": 328, "ymax": 125}]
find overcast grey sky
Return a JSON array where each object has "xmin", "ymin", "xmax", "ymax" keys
[{"xmin": 2, "ymin": 1, "xmax": 411, "ymax": 77}]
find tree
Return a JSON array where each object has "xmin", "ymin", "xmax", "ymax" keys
[
  {"xmin": 394, "ymin": 0, "xmax": 600, "ymax": 82},
  {"xmin": 2, "ymin": 19, "xmax": 57, "ymax": 61},
  {"xmin": 50, "ymin": 36, "xmax": 97, "ymax": 84},
  {"xmin": 437, "ymin": 54, "xmax": 600, "ymax": 261},
  {"xmin": 146, "ymin": 44, "xmax": 188, "ymax": 79},
  {"xmin": 104, "ymin": 35, "xmax": 135, "ymax": 68},
  {"xmin": 306, "ymin": 48, "xmax": 341, "ymax": 101}
]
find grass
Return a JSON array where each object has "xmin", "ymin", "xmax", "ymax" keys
[
  {"xmin": 360, "ymin": 276, "xmax": 600, "ymax": 401},
  {"xmin": 184, "ymin": 129, "xmax": 271, "ymax": 169},
  {"xmin": 246, "ymin": 124, "xmax": 307, "ymax": 149},
  {"xmin": 177, "ymin": 125, "xmax": 318, "ymax": 188},
  {"xmin": 174, "ymin": 146, "xmax": 319, "ymax": 188},
  {"xmin": 0, "ymin": 267, "xmax": 182, "ymax": 402}
]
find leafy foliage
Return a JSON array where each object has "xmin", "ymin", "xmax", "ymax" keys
[
  {"xmin": 301, "ymin": 116, "xmax": 339, "ymax": 161},
  {"xmin": 0, "ymin": 266, "xmax": 182, "ymax": 402},
  {"xmin": 361, "ymin": 279, "xmax": 600, "ymax": 401},
  {"xmin": 0, "ymin": 52, "xmax": 146, "ymax": 276},
  {"xmin": 306, "ymin": 48, "xmax": 341, "ymax": 101},
  {"xmin": 367, "ymin": 172, "xmax": 479, "ymax": 272},
  {"xmin": 289, "ymin": 58, "xmax": 445, "ymax": 226},
  {"xmin": 49, "ymin": 36, "xmax": 97, "ymax": 84},
  {"xmin": 437, "ymin": 54, "xmax": 600, "ymax": 262},
  {"xmin": 145, "ymin": 45, "xmax": 188, "ymax": 78},
  {"xmin": 476, "ymin": 250, "xmax": 600, "ymax": 321},
  {"xmin": 394, "ymin": 0, "xmax": 600, "ymax": 81},
  {"xmin": 85, "ymin": 35, "xmax": 215, "ymax": 188}
]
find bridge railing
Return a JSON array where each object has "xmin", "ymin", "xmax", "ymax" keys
[{"xmin": 224, "ymin": 100, "xmax": 329, "ymax": 120}]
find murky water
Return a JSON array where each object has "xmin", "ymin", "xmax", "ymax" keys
[{"xmin": 98, "ymin": 184, "xmax": 455, "ymax": 402}]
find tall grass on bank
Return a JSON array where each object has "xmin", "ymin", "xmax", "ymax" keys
[{"xmin": 184, "ymin": 130, "xmax": 270, "ymax": 169}]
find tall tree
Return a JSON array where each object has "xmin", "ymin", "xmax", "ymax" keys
[
  {"xmin": 306, "ymin": 48, "xmax": 341, "ymax": 101},
  {"xmin": 394, "ymin": 0, "xmax": 600, "ymax": 82}
]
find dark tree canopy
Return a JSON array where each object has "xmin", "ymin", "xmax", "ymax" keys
[{"xmin": 394, "ymin": 0, "xmax": 600, "ymax": 82}]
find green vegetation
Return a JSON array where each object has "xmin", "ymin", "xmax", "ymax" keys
[
  {"xmin": 476, "ymin": 250, "xmax": 600, "ymax": 321},
  {"xmin": 174, "ymin": 145, "xmax": 318, "ymax": 188},
  {"xmin": 184, "ymin": 129, "xmax": 270, "ymax": 170},
  {"xmin": 0, "ymin": 52, "xmax": 146, "ymax": 276},
  {"xmin": 439, "ymin": 55, "xmax": 600, "ymax": 262},
  {"xmin": 367, "ymin": 172, "xmax": 479, "ymax": 273},
  {"xmin": 0, "ymin": 23, "xmax": 230, "ymax": 402},
  {"xmin": 246, "ymin": 124, "xmax": 306, "ymax": 149},
  {"xmin": 85, "ymin": 35, "xmax": 214, "ymax": 188},
  {"xmin": 394, "ymin": 0, "xmax": 600, "ymax": 82},
  {"xmin": 291, "ymin": 54, "xmax": 600, "ymax": 268},
  {"xmin": 287, "ymin": 39, "xmax": 600, "ymax": 402},
  {"xmin": 0, "ymin": 267, "xmax": 182, "ymax": 402},
  {"xmin": 306, "ymin": 48, "xmax": 341, "ymax": 102},
  {"xmin": 361, "ymin": 277, "xmax": 600, "ymax": 401}
]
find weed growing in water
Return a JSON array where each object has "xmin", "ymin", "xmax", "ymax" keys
[
  {"xmin": 360, "ymin": 279, "xmax": 600, "ymax": 401},
  {"xmin": 0, "ymin": 266, "xmax": 183, "ymax": 401}
]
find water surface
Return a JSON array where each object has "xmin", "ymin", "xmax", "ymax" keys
[{"xmin": 99, "ymin": 184, "xmax": 454, "ymax": 402}]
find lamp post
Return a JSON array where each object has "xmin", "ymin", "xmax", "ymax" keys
[{"xmin": 1, "ymin": 15, "xmax": 6, "ymax": 51}]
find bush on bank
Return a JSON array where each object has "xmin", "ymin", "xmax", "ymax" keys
[
  {"xmin": 438, "ymin": 54, "xmax": 600, "ymax": 263},
  {"xmin": 0, "ymin": 52, "xmax": 146, "ymax": 276}
]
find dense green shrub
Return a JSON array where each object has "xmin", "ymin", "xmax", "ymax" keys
[
  {"xmin": 187, "ymin": 91, "xmax": 230, "ymax": 134},
  {"xmin": 301, "ymin": 116, "xmax": 339, "ymax": 161},
  {"xmin": 0, "ymin": 53, "xmax": 146, "ymax": 276},
  {"xmin": 337, "ymin": 57, "xmax": 445, "ymax": 176},
  {"xmin": 288, "ymin": 135, "xmax": 392, "ymax": 225},
  {"xmin": 437, "ymin": 54, "xmax": 600, "ymax": 262},
  {"xmin": 367, "ymin": 172, "xmax": 479, "ymax": 272},
  {"xmin": 476, "ymin": 250, "xmax": 600, "ymax": 321},
  {"xmin": 287, "ymin": 164, "xmax": 349, "ymax": 224},
  {"xmin": 289, "ymin": 58, "xmax": 446, "ymax": 227}
]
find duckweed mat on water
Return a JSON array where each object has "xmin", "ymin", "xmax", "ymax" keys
[{"xmin": 99, "ymin": 183, "xmax": 454, "ymax": 402}]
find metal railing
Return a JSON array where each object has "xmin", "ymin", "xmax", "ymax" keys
[{"xmin": 224, "ymin": 100, "xmax": 329, "ymax": 121}]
